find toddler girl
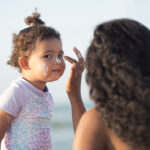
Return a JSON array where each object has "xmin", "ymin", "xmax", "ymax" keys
[{"xmin": 0, "ymin": 11, "xmax": 85, "ymax": 150}]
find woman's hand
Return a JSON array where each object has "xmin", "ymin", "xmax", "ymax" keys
[
  {"xmin": 64, "ymin": 47, "xmax": 86, "ymax": 131},
  {"xmin": 64, "ymin": 47, "xmax": 85, "ymax": 99}
]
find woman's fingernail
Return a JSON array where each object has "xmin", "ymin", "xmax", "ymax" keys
[{"xmin": 77, "ymin": 51, "xmax": 82, "ymax": 59}]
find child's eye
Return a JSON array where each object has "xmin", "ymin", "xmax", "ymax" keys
[
  {"xmin": 58, "ymin": 54, "xmax": 63, "ymax": 59},
  {"xmin": 44, "ymin": 55, "xmax": 52, "ymax": 59}
]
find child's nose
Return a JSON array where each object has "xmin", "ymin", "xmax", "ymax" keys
[{"xmin": 54, "ymin": 56, "xmax": 62, "ymax": 64}]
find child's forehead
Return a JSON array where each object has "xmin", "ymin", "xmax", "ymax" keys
[
  {"xmin": 36, "ymin": 37, "xmax": 61, "ymax": 45},
  {"xmin": 34, "ymin": 38, "xmax": 63, "ymax": 51},
  {"xmin": 33, "ymin": 41, "xmax": 64, "ymax": 55}
]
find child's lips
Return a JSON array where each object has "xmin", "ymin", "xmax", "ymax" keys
[{"xmin": 52, "ymin": 69, "xmax": 61, "ymax": 72}]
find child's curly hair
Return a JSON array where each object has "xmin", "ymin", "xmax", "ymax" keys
[
  {"xmin": 85, "ymin": 19, "xmax": 150, "ymax": 150},
  {"xmin": 7, "ymin": 11, "xmax": 61, "ymax": 72}
]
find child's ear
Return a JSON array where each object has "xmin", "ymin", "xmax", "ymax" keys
[{"xmin": 18, "ymin": 57, "xmax": 30, "ymax": 70}]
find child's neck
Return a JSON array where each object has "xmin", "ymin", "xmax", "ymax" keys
[{"xmin": 22, "ymin": 76, "xmax": 46, "ymax": 91}]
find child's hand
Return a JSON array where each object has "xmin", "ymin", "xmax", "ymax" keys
[{"xmin": 64, "ymin": 47, "xmax": 84, "ymax": 99}]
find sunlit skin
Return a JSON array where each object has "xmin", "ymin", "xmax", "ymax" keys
[
  {"xmin": 72, "ymin": 107, "xmax": 132, "ymax": 150},
  {"xmin": 20, "ymin": 38, "xmax": 65, "ymax": 90}
]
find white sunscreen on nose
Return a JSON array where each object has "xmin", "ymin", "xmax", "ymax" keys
[{"xmin": 56, "ymin": 56, "xmax": 62, "ymax": 63}]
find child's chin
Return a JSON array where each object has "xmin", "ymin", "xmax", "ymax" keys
[{"xmin": 46, "ymin": 77, "xmax": 61, "ymax": 82}]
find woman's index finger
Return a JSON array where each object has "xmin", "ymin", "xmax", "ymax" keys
[{"xmin": 73, "ymin": 47, "xmax": 83, "ymax": 60}]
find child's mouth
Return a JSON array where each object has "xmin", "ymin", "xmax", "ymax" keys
[{"xmin": 52, "ymin": 69, "xmax": 61, "ymax": 72}]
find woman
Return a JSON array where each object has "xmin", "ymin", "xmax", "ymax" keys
[{"xmin": 72, "ymin": 19, "xmax": 150, "ymax": 150}]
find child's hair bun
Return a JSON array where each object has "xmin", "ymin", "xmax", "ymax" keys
[{"xmin": 25, "ymin": 11, "xmax": 45, "ymax": 26}]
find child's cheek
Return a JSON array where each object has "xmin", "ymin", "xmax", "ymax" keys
[
  {"xmin": 56, "ymin": 57, "xmax": 65, "ymax": 72},
  {"xmin": 37, "ymin": 62, "xmax": 49, "ymax": 77},
  {"xmin": 62, "ymin": 61, "xmax": 66, "ymax": 74}
]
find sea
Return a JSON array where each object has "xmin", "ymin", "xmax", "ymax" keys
[{"xmin": 51, "ymin": 100, "xmax": 93, "ymax": 150}]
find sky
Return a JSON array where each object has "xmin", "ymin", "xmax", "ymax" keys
[{"xmin": 0, "ymin": 0, "xmax": 150, "ymax": 105}]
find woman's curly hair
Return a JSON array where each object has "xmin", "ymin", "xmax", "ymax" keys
[
  {"xmin": 7, "ymin": 11, "xmax": 61, "ymax": 72},
  {"xmin": 85, "ymin": 19, "xmax": 150, "ymax": 150}
]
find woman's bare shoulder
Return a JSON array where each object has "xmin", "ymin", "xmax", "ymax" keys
[
  {"xmin": 72, "ymin": 107, "xmax": 108, "ymax": 150},
  {"xmin": 84, "ymin": 107, "xmax": 101, "ymax": 119}
]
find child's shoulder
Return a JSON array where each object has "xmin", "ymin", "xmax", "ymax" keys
[
  {"xmin": 1, "ymin": 78, "xmax": 25, "ymax": 97},
  {"xmin": 0, "ymin": 78, "xmax": 30, "ymax": 108},
  {"xmin": 0, "ymin": 78, "xmax": 26, "ymax": 117}
]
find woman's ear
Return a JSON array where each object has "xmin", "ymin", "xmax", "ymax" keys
[{"xmin": 18, "ymin": 57, "xmax": 30, "ymax": 70}]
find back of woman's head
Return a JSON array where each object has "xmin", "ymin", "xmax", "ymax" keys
[
  {"xmin": 7, "ymin": 11, "xmax": 61, "ymax": 72},
  {"xmin": 85, "ymin": 19, "xmax": 150, "ymax": 150}
]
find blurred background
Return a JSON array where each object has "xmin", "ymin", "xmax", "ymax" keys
[{"xmin": 0, "ymin": 0, "xmax": 150, "ymax": 149}]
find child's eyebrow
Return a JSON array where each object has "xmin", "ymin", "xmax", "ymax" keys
[{"xmin": 44, "ymin": 50, "xmax": 64, "ymax": 54}]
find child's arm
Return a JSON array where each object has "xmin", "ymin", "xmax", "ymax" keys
[
  {"xmin": 64, "ymin": 47, "xmax": 86, "ymax": 132},
  {"xmin": 0, "ymin": 110, "xmax": 15, "ymax": 144}
]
